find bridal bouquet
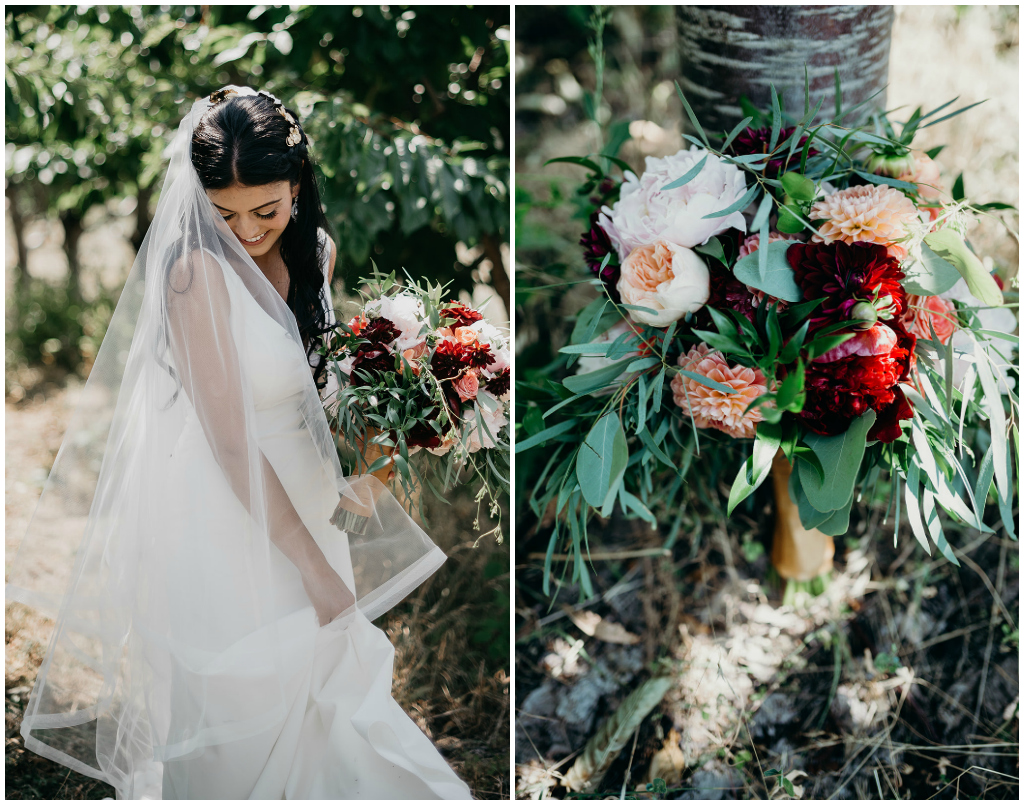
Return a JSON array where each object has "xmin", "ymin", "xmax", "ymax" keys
[
  {"xmin": 519, "ymin": 80, "xmax": 1017, "ymax": 593},
  {"xmin": 321, "ymin": 273, "xmax": 510, "ymax": 541}
]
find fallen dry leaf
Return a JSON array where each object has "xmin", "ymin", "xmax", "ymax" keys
[
  {"xmin": 565, "ymin": 607, "xmax": 641, "ymax": 645},
  {"xmin": 646, "ymin": 728, "xmax": 686, "ymax": 786}
]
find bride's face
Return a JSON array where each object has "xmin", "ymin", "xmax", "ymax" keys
[{"xmin": 206, "ymin": 180, "xmax": 298, "ymax": 258}]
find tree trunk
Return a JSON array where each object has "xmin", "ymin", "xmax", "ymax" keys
[
  {"xmin": 131, "ymin": 184, "xmax": 154, "ymax": 253},
  {"xmin": 677, "ymin": 5, "xmax": 894, "ymax": 132},
  {"xmin": 59, "ymin": 209, "xmax": 84, "ymax": 303},
  {"xmin": 6, "ymin": 184, "xmax": 30, "ymax": 291},
  {"xmin": 481, "ymin": 233, "xmax": 511, "ymax": 318},
  {"xmin": 770, "ymin": 452, "xmax": 834, "ymax": 582}
]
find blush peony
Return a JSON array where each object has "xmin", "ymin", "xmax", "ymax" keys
[
  {"xmin": 809, "ymin": 184, "xmax": 919, "ymax": 261},
  {"xmin": 800, "ymin": 320, "xmax": 916, "ymax": 443},
  {"xmin": 671, "ymin": 344, "xmax": 770, "ymax": 439},
  {"xmin": 617, "ymin": 239, "xmax": 710, "ymax": 326},
  {"xmin": 599, "ymin": 146, "xmax": 748, "ymax": 259}
]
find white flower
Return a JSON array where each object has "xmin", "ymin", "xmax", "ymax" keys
[
  {"xmin": 365, "ymin": 293, "xmax": 426, "ymax": 351},
  {"xmin": 598, "ymin": 146, "xmax": 748, "ymax": 259},
  {"xmin": 616, "ymin": 239, "xmax": 709, "ymax": 326},
  {"xmin": 464, "ymin": 390, "xmax": 507, "ymax": 453}
]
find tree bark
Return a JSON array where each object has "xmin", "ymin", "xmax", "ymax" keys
[
  {"xmin": 59, "ymin": 209, "xmax": 84, "ymax": 303},
  {"xmin": 6, "ymin": 184, "xmax": 30, "ymax": 291},
  {"xmin": 677, "ymin": 5, "xmax": 894, "ymax": 132},
  {"xmin": 481, "ymin": 232, "xmax": 511, "ymax": 318},
  {"xmin": 131, "ymin": 184, "xmax": 154, "ymax": 253}
]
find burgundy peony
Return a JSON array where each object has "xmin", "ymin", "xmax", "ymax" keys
[
  {"xmin": 800, "ymin": 319, "xmax": 916, "ymax": 443},
  {"xmin": 727, "ymin": 126, "xmax": 818, "ymax": 178},
  {"xmin": 788, "ymin": 241, "xmax": 907, "ymax": 328}
]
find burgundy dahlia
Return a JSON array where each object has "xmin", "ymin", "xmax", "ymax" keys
[
  {"xmin": 727, "ymin": 126, "xmax": 818, "ymax": 178},
  {"xmin": 486, "ymin": 367, "xmax": 510, "ymax": 398},
  {"xmin": 580, "ymin": 212, "xmax": 621, "ymax": 302},
  {"xmin": 788, "ymin": 241, "xmax": 907, "ymax": 329},
  {"xmin": 349, "ymin": 346, "xmax": 394, "ymax": 384},
  {"xmin": 439, "ymin": 301, "xmax": 483, "ymax": 329},
  {"xmin": 361, "ymin": 317, "xmax": 401, "ymax": 346},
  {"xmin": 800, "ymin": 319, "xmax": 916, "ymax": 443}
]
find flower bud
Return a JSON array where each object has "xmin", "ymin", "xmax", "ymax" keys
[
  {"xmin": 850, "ymin": 301, "xmax": 878, "ymax": 329},
  {"xmin": 866, "ymin": 150, "xmax": 916, "ymax": 179}
]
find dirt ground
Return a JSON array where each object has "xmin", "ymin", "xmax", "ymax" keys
[{"xmin": 514, "ymin": 5, "xmax": 1018, "ymax": 800}]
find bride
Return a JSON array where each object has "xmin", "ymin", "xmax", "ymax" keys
[{"xmin": 6, "ymin": 87, "xmax": 473, "ymax": 800}]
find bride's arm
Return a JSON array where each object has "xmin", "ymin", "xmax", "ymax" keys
[{"xmin": 166, "ymin": 248, "xmax": 354, "ymax": 625}]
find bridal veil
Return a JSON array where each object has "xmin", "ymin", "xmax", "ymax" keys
[{"xmin": 6, "ymin": 87, "xmax": 446, "ymax": 792}]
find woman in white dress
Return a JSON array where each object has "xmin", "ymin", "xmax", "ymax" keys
[{"xmin": 6, "ymin": 87, "xmax": 473, "ymax": 800}]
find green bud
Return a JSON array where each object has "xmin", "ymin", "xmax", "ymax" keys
[
  {"xmin": 866, "ymin": 150, "xmax": 915, "ymax": 179},
  {"xmin": 850, "ymin": 301, "xmax": 878, "ymax": 329}
]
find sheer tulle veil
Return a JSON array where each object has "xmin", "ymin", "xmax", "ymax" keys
[{"xmin": 6, "ymin": 87, "xmax": 446, "ymax": 791}]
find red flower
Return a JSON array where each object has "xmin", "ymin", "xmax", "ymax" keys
[
  {"xmin": 800, "ymin": 320, "xmax": 916, "ymax": 443},
  {"xmin": 362, "ymin": 317, "xmax": 401, "ymax": 345},
  {"xmin": 486, "ymin": 367, "xmax": 510, "ymax": 397},
  {"xmin": 350, "ymin": 346, "xmax": 394, "ymax": 384},
  {"xmin": 727, "ymin": 126, "xmax": 818, "ymax": 178},
  {"xmin": 439, "ymin": 301, "xmax": 483, "ymax": 329},
  {"xmin": 788, "ymin": 241, "xmax": 907, "ymax": 328},
  {"xmin": 581, "ymin": 212, "xmax": 621, "ymax": 301}
]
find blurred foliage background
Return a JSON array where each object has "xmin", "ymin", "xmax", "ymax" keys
[{"xmin": 5, "ymin": 4, "xmax": 510, "ymax": 385}]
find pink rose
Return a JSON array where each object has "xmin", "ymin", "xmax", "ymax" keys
[
  {"xmin": 453, "ymin": 369, "xmax": 480, "ymax": 402},
  {"xmin": 454, "ymin": 326, "xmax": 478, "ymax": 346},
  {"xmin": 617, "ymin": 239, "xmax": 709, "ymax": 327},
  {"xmin": 903, "ymin": 295, "xmax": 957, "ymax": 344}
]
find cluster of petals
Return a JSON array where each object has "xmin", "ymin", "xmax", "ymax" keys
[
  {"xmin": 617, "ymin": 239, "xmax": 710, "ymax": 326},
  {"xmin": 670, "ymin": 344, "xmax": 769, "ymax": 440},
  {"xmin": 800, "ymin": 321, "xmax": 916, "ymax": 443},
  {"xmin": 902, "ymin": 294, "xmax": 957, "ymax": 344},
  {"xmin": 599, "ymin": 146, "xmax": 748, "ymax": 259},
  {"xmin": 809, "ymin": 184, "xmax": 919, "ymax": 261}
]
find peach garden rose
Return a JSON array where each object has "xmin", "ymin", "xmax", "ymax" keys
[{"xmin": 616, "ymin": 239, "xmax": 709, "ymax": 327}]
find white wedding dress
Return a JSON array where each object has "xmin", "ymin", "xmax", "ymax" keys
[
  {"xmin": 7, "ymin": 89, "xmax": 473, "ymax": 800},
  {"xmin": 147, "ymin": 240, "xmax": 472, "ymax": 799}
]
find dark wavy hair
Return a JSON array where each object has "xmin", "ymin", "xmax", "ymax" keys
[{"xmin": 191, "ymin": 91, "xmax": 332, "ymax": 375}]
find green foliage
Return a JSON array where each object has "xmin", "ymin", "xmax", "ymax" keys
[
  {"xmin": 516, "ymin": 70, "xmax": 1018, "ymax": 596},
  {"xmin": 5, "ymin": 273, "xmax": 115, "ymax": 374},
  {"xmin": 6, "ymin": 6, "xmax": 510, "ymax": 374}
]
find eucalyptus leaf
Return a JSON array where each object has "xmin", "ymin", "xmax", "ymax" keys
[
  {"xmin": 576, "ymin": 413, "xmax": 629, "ymax": 509},
  {"xmin": 924, "ymin": 229, "xmax": 1003, "ymax": 306},
  {"xmin": 732, "ymin": 240, "xmax": 803, "ymax": 303},
  {"xmin": 727, "ymin": 422, "xmax": 782, "ymax": 514},
  {"xmin": 902, "ymin": 244, "xmax": 964, "ymax": 296},
  {"xmin": 798, "ymin": 410, "xmax": 876, "ymax": 512},
  {"xmin": 564, "ymin": 358, "xmax": 633, "ymax": 394},
  {"xmin": 662, "ymin": 155, "xmax": 708, "ymax": 191}
]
